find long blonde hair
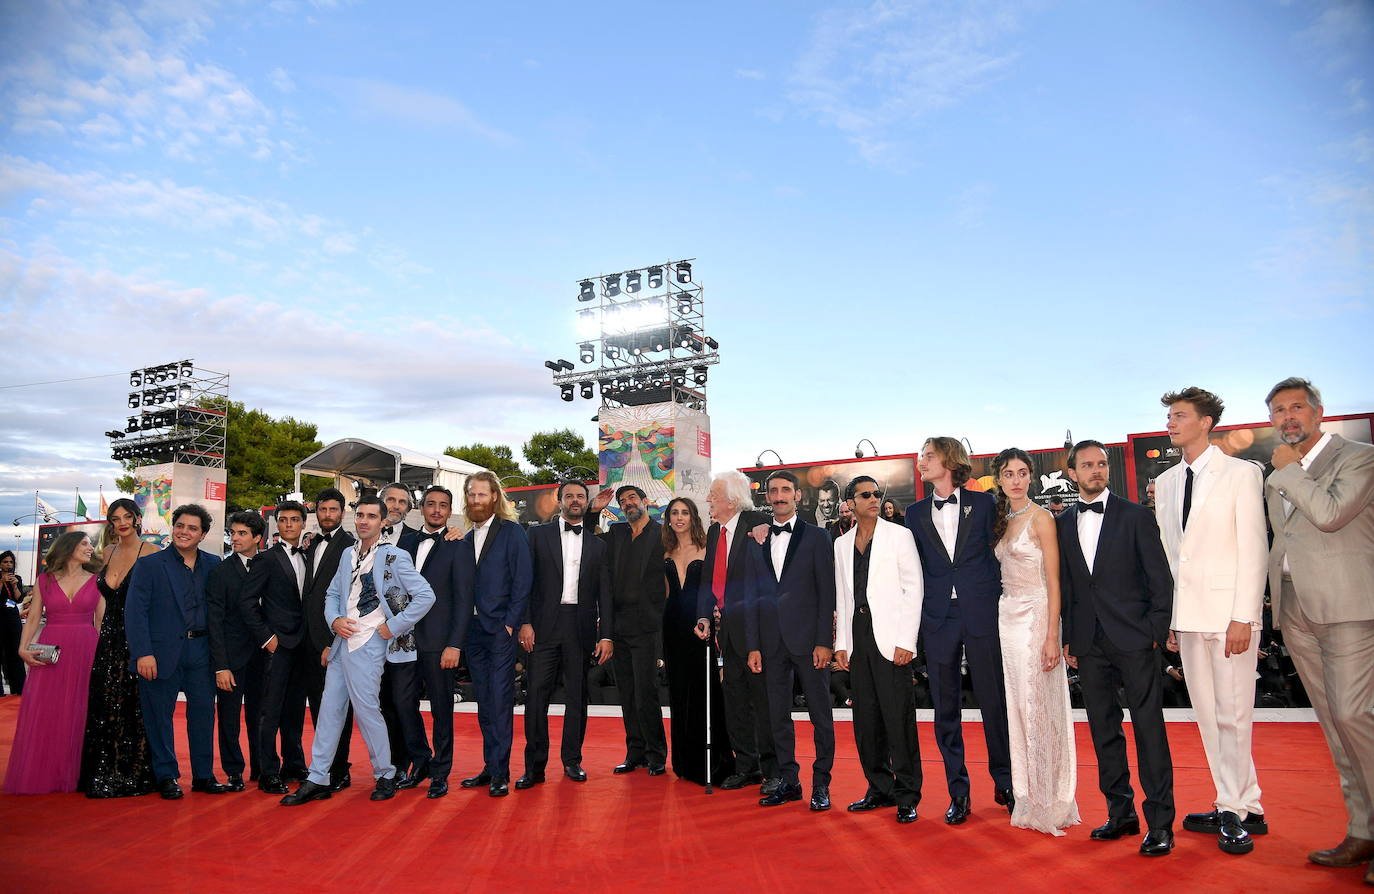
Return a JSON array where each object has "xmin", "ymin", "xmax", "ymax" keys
[{"xmin": 464, "ymin": 471, "xmax": 519, "ymax": 523}]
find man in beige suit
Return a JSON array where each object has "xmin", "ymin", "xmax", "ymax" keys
[
  {"xmin": 1156, "ymin": 387, "xmax": 1268, "ymax": 856},
  {"xmin": 1265, "ymin": 376, "xmax": 1374, "ymax": 882}
]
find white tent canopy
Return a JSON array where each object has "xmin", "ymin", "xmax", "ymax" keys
[{"xmin": 293, "ymin": 438, "xmax": 487, "ymax": 502}]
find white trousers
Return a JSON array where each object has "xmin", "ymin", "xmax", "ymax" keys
[{"xmin": 1179, "ymin": 630, "xmax": 1262, "ymax": 816}]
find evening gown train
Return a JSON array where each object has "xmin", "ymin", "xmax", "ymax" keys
[
  {"xmin": 78, "ymin": 553, "xmax": 156, "ymax": 797},
  {"xmin": 995, "ymin": 507, "xmax": 1080, "ymax": 835},
  {"xmin": 2, "ymin": 574, "xmax": 101, "ymax": 793},
  {"xmin": 662, "ymin": 558, "xmax": 735, "ymax": 786}
]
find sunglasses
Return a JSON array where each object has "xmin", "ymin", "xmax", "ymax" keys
[{"xmin": 853, "ymin": 490, "xmax": 884, "ymax": 501}]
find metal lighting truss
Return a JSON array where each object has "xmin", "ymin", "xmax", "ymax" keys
[{"xmin": 109, "ymin": 361, "xmax": 229, "ymax": 468}]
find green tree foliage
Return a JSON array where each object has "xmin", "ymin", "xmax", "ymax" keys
[
  {"xmin": 443, "ymin": 443, "xmax": 526, "ymax": 482},
  {"xmin": 523, "ymin": 428, "xmax": 598, "ymax": 485},
  {"xmin": 223, "ymin": 401, "xmax": 329, "ymax": 511}
]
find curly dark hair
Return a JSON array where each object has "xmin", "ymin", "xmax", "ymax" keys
[{"xmin": 992, "ymin": 447, "xmax": 1035, "ymax": 541}]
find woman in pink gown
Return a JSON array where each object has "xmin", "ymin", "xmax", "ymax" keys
[{"xmin": 3, "ymin": 532, "xmax": 104, "ymax": 794}]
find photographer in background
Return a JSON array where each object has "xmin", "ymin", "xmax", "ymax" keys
[{"xmin": 0, "ymin": 550, "xmax": 26, "ymax": 696}]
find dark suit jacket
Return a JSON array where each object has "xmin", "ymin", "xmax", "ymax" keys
[
  {"xmin": 240, "ymin": 542, "xmax": 307, "ymax": 650},
  {"xmin": 695, "ymin": 510, "xmax": 768, "ymax": 656},
  {"xmin": 601, "ymin": 520, "xmax": 666, "ymax": 638},
  {"xmin": 207, "ymin": 554, "xmax": 257, "ymax": 672},
  {"xmin": 1057, "ymin": 492, "xmax": 1174, "ymax": 654},
  {"xmin": 125, "ymin": 547, "xmax": 222, "ymax": 672},
  {"xmin": 524, "ymin": 520, "xmax": 613, "ymax": 650},
  {"xmin": 904, "ymin": 488, "xmax": 1002, "ymax": 638},
  {"xmin": 398, "ymin": 528, "xmax": 472, "ymax": 652},
  {"xmin": 743, "ymin": 518, "xmax": 836, "ymax": 655},
  {"xmin": 302, "ymin": 530, "xmax": 355, "ymax": 655},
  {"xmin": 459, "ymin": 516, "xmax": 533, "ymax": 637}
]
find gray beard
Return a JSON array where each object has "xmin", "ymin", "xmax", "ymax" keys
[{"xmin": 624, "ymin": 506, "xmax": 644, "ymax": 523}]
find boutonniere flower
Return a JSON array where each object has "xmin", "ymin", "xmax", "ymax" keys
[{"xmin": 963, "ymin": 505, "xmax": 972, "ymax": 519}]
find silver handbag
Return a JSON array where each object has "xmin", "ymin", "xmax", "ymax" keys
[{"xmin": 28, "ymin": 642, "xmax": 61, "ymax": 664}]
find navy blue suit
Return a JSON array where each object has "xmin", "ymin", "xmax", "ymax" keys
[
  {"xmin": 744, "ymin": 518, "xmax": 836, "ymax": 789},
  {"xmin": 125, "ymin": 546, "xmax": 222, "ymax": 783},
  {"xmin": 905, "ymin": 488, "xmax": 1012, "ymax": 798},
  {"xmin": 460, "ymin": 516, "xmax": 532, "ymax": 779}
]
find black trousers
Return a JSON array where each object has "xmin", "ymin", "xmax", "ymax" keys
[
  {"xmin": 923, "ymin": 600, "xmax": 1012, "ymax": 797},
  {"xmin": 302, "ymin": 651, "xmax": 351, "ymax": 778},
  {"xmin": 258, "ymin": 640, "xmax": 309, "ymax": 776},
  {"xmin": 850, "ymin": 607, "xmax": 921, "ymax": 806},
  {"xmin": 215, "ymin": 650, "xmax": 266, "ymax": 778},
  {"xmin": 524, "ymin": 606, "xmax": 590, "ymax": 772},
  {"xmin": 719, "ymin": 617, "xmax": 776, "ymax": 779},
  {"xmin": 611, "ymin": 629, "xmax": 666, "ymax": 765},
  {"xmin": 0, "ymin": 604, "xmax": 25, "ymax": 696},
  {"xmin": 1078, "ymin": 626, "xmax": 1175, "ymax": 829},
  {"xmin": 416, "ymin": 650, "xmax": 456, "ymax": 781},
  {"xmin": 385, "ymin": 660, "xmax": 433, "ymax": 775},
  {"xmin": 762, "ymin": 636, "xmax": 834, "ymax": 789}
]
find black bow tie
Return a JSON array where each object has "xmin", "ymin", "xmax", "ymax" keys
[
  {"xmin": 290, "ymin": 545, "xmax": 307, "ymax": 555},
  {"xmin": 770, "ymin": 522, "xmax": 793, "ymax": 536},
  {"xmin": 382, "ymin": 525, "xmax": 395, "ymax": 537},
  {"xmin": 418, "ymin": 530, "xmax": 444, "ymax": 543},
  {"xmin": 564, "ymin": 523, "xmax": 583, "ymax": 535},
  {"xmin": 1079, "ymin": 501, "xmax": 1104, "ymax": 514},
  {"xmin": 934, "ymin": 495, "xmax": 958, "ymax": 511},
  {"xmin": 316, "ymin": 532, "xmax": 333, "ymax": 543}
]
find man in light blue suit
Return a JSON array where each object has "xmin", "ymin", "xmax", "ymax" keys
[{"xmin": 281, "ymin": 495, "xmax": 434, "ymax": 805}]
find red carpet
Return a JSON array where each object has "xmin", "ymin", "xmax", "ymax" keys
[{"xmin": 0, "ymin": 699, "xmax": 1364, "ymax": 893}]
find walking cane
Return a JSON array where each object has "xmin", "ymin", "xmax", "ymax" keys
[{"xmin": 704, "ymin": 612, "xmax": 714, "ymax": 794}]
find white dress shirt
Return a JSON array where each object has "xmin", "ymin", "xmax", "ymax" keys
[
  {"xmin": 769, "ymin": 514, "xmax": 795, "ymax": 581},
  {"xmin": 1180, "ymin": 444, "xmax": 1217, "ymax": 530},
  {"xmin": 1077, "ymin": 490, "xmax": 1110, "ymax": 574},
  {"xmin": 344, "ymin": 542, "xmax": 386, "ymax": 651},
  {"xmin": 559, "ymin": 520, "xmax": 583, "ymax": 604},
  {"xmin": 1281, "ymin": 431, "xmax": 1334, "ymax": 573},
  {"xmin": 238, "ymin": 551, "xmax": 255, "ymax": 571},
  {"xmin": 282, "ymin": 540, "xmax": 307, "ymax": 594},
  {"xmin": 930, "ymin": 490, "xmax": 960, "ymax": 597},
  {"xmin": 472, "ymin": 515, "xmax": 495, "ymax": 562},
  {"xmin": 416, "ymin": 525, "xmax": 446, "ymax": 572},
  {"xmin": 379, "ymin": 522, "xmax": 404, "ymax": 546}
]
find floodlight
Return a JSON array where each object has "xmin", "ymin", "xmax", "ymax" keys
[
  {"xmin": 603, "ymin": 274, "xmax": 621, "ymax": 297},
  {"xmin": 624, "ymin": 271, "xmax": 641, "ymax": 293},
  {"xmin": 675, "ymin": 261, "xmax": 691, "ymax": 283},
  {"xmin": 647, "ymin": 266, "xmax": 663, "ymax": 289},
  {"xmin": 578, "ymin": 280, "xmax": 596, "ymax": 302}
]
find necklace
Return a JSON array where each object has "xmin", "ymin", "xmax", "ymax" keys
[{"xmin": 1006, "ymin": 502, "xmax": 1035, "ymax": 519}]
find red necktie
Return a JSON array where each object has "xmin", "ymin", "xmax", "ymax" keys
[{"xmin": 712, "ymin": 525, "xmax": 728, "ymax": 610}]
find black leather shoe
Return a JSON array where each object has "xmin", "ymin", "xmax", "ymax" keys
[
  {"xmin": 426, "ymin": 779, "xmax": 449, "ymax": 799},
  {"xmin": 394, "ymin": 771, "xmax": 421, "ymax": 791},
  {"xmin": 760, "ymin": 777, "xmax": 782, "ymax": 797},
  {"xmin": 257, "ymin": 775, "xmax": 288, "ymax": 795},
  {"xmin": 280, "ymin": 780, "xmax": 331, "ymax": 806},
  {"xmin": 370, "ymin": 775, "xmax": 397, "ymax": 801},
  {"xmin": 225, "ymin": 774, "xmax": 245, "ymax": 792},
  {"xmin": 897, "ymin": 805, "xmax": 918, "ymax": 824},
  {"xmin": 944, "ymin": 796, "xmax": 971, "ymax": 825},
  {"xmin": 1091, "ymin": 816, "xmax": 1142, "ymax": 840},
  {"xmin": 1140, "ymin": 828, "xmax": 1174, "ymax": 856},
  {"xmin": 994, "ymin": 787, "xmax": 1015, "ymax": 814},
  {"xmin": 720, "ymin": 772, "xmax": 762, "ymax": 790},
  {"xmin": 1217, "ymin": 811, "xmax": 1253, "ymax": 855},
  {"xmin": 282, "ymin": 766, "xmax": 309, "ymax": 782},
  {"xmin": 460, "ymin": 771, "xmax": 492, "ymax": 788},
  {"xmin": 329, "ymin": 772, "xmax": 351, "ymax": 793},
  {"xmin": 564, "ymin": 765, "xmax": 587, "ymax": 782},
  {"xmin": 157, "ymin": 778, "xmax": 183, "ymax": 800},
  {"xmin": 1185, "ymin": 808, "xmax": 1269, "ymax": 834},
  {"xmin": 760, "ymin": 782, "xmax": 803, "ymax": 807},
  {"xmin": 848, "ymin": 792, "xmax": 896, "ymax": 812},
  {"xmin": 191, "ymin": 777, "xmax": 228, "ymax": 794},
  {"xmin": 515, "ymin": 772, "xmax": 545, "ymax": 790},
  {"xmin": 647, "ymin": 763, "xmax": 667, "ymax": 776},
  {"xmin": 613, "ymin": 760, "xmax": 645, "ymax": 774},
  {"xmin": 489, "ymin": 776, "xmax": 509, "ymax": 797},
  {"xmin": 809, "ymin": 786, "xmax": 831, "ymax": 811},
  {"xmin": 1241, "ymin": 812, "xmax": 1268, "ymax": 835}
]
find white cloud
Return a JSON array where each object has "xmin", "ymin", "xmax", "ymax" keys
[
  {"xmin": 268, "ymin": 66, "xmax": 296, "ymax": 93},
  {"xmin": 334, "ymin": 77, "xmax": 516, "ymax": 145}
]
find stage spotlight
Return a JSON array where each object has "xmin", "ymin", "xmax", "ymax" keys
[
  {"xmin": 630, "ymin": 345, "xmax": 643, "ymax": 356},
  {"xmin": 578, "ymin": 280, "xmax": 595, "ymax": 302},
  {"xmin": 606, "ymin": 345, "xmax": 621, "ymax": 360},
  {"xmin": 693, "ymin": 366, "xmax": 707, "ymax": 385},
  {"xmin": 580, "ymin": 382, "xmax": 594, "ymax": 399},
  {"xmin": 604, "ymin": 274, "xmax": 621, "ymax": 297},
  {"xmin": 127, "ymin": 417, "xmax": 139, "ymax": 433},
  {"xmin": 674, "ymin": 326, "xmax": 694, "ymax": 348},
  {"xmin": 624, "ymin": 271, "xmax": 641, "ymax": 293},
  {"xmin": 579, "ymin": 343, "xmax": 595, "ymax": 364},
  {"xmin": 180, "ymin": 360, "xmax": 193, "ymax": 378},
  {"xmin": 179, "ymin": 384, "xmax": 192, "ymax": 401},
  {"xmin": 704, "ymin": 337, "xmax": 719, "ymax": 350},
  {"xmin": 673, "ymin": 371, "xmax": 686, "ymax": 386},
  {"xmin": 676, "ymin": 294, "xmax": 693, "ymax": 314},
  {"xmin": 141, "ymin": 415, "xmax": 155, "ymax": 431},
  {"xmin": 128, "ymin": 393, "xmax": 141, "ymax": 409},
  {"xmin": 544, "ymin": 360, "xmax": 562, "ymax": 372},
  {"xmin": 651, "ymin": 335, "xmax": 667, "ymax": 352},
  {"xmin": 560, "ymin": 384, "xmax": 574, "ymax": 402},
  {"xmin": 130, "ymin": 371, "xmax": 142, "ymax": 387},
  {"xmin": 675, "ymin": 261, "xmax": 692, "ymax": 283}
]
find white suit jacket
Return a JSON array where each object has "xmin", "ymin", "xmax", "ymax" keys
[
  {"xmin": 1156, "ymin": 447, "xmax": 1266, "ymax": 632},
  {"xmin": 834, "ymin": 520, "xmax": 923, "ymax": 660}
]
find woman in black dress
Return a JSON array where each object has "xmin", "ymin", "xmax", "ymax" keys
[
  {"xmin": 79, "ymin": 499, "xmax": 158, "ymax": 798},
  {"xmin": 661, "ymin": 497, "xmax": 735, "ymax": 786},
  {"xmin": 0, "ymin": 550, "xmax": 26, "ymax": 696}
]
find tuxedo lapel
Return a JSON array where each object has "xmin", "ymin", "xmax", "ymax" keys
[
  {"xmin": 952, "ymin": 495, "xmax": 974, "ymax": 562},
  {"xmin": 273, "ymin": 545, "xmax": 298, "ymax": 596},
  {"xmin": 551, "ymin": 523, "xmax": 565, "ymax": 589},
  {"xmin": 780, "ymin": 519, "xmax": 805, "ymax": 577},
  {"xmin": 1091, "ymin": 495, "xmax": 1122, "ymax": 579},
  {"xmin": 1066, "ymin": 510, "xmax": 1092, "ymax": 580},
  {"xmin": 477, "ymin": 517, "xmax": 502, "ymax": 566},
  {"xmin": 915, "ymin": 500, "xmax": 950, "ymax": 565},
  {"xmin": 1308, "ymin": 434, "xmax": 1344, "ymax": 480},
  {"xmin": 728, "ymin": 520, "xmax": 751, "ymax": 576}
]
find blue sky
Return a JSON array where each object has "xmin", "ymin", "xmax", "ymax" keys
[{"xmin": 1, "ymin": 0, "xmax": 1370, "ymax": 565}]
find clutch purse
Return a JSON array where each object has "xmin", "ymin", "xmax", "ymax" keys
[{"xmin": 29, "ymin": 642, "xmax": 61, "ymax": 664}]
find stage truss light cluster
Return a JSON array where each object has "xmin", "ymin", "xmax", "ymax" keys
[
  {"xmin": 549, "ymin": 259, "xmax": 718, "ymax": 409},
  {"xmin": 109, "ymin": 360, "xmax": 229, "ymax": 467}
]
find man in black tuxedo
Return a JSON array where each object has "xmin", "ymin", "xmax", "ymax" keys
[
  {"xmin": 695, "ymin": 470, "xmax": 774, "ymax": 791},
  {"xmin": 516, "ymin": 480, "xmax": 613, "ymax": 788},
  {"xmin": 603, "ymin": 485, "xmax": 668, "ymax": 776},
  {"xmin": 208, "ymin": 511, "xmax": 268, "ymax": 790},
  {"xmin": 396, "ymin": 485, "xmax": 471, "ymax": 798},
  {"xmin": 301, "ymin": 487, "xmax": 355, "ymax": 791},
  {"xmin": 1058, "ymin": 439, "xmax": 1176, "ymax": 856},
  {"xmin": 380, "ymin": 482, "xmax": 419, "ymax": 546},
  {"xmin": 744, "ymin": 470, "xmax": 837, "ymax": 811},
  {"xmin": 240, "ymin": 500, "xmax": 312, "ymax": 794}
]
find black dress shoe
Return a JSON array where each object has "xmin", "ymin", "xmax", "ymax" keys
[
  {"xmin": 760, "ymin": 777, "xmax": 782, "ymax": 797},
  {"xmin": 646, "ymin": 763, "xmax": 667, "ymax": 776},
  {"xmin": 1217, "ymin": 811, "xmax": 1253, "ymax": 855},
  {"xmin": 809, "ymin": 786, "xmax": 831, "ymax": 812},
  {"xmin": 720, "ymin": 772, "xmax": 762, "ymax": 790},
  {"xmin": 157, "ymin": 778, "xmax": 183, "ymax": 800},
  {"xmin": 1182, "ymin": 808, "xmax": 1221, "ymax": 833},
  {"xmin": 1240, "ymin": 812, "xmax": 1268, "ymax": 835},
  {"xmin": 257, "ymin": 775, "xmax": 288, "ymax": 795},
  {"xmin": 848, "ymin": 792, "xmax": 896, "ymax": 812},
  {"xmin": 613, "ymin": 760, "xmax": 645, "ymax": 774},
  {"xmin": 280, "ymin": 780, "xmax": 331, "ymax": 806},
  {"xmin": 370, "ymin": 775, "xmax": 397, "ymax": 801},
  {"xmin": 1140, "ymin": 828, "xmax": 1174, "ymax": 856},
  {"xmin": 944, "ymin": 796, "xmax": 971, "ymax": 825},
  {"xmin": 394, "ymin": 771, "xmax": 421, "ymax": 791},
  {"xmin": 515, "ymin": 772, "xmax": 545, "ymax": 790},
  {"xmin": 282, "ymin": 766, "xmax": 309, "ymax": 782},
  {"xmin": 225, "ymin": 774, "xmax": 245, "ymax": 792},
  {"xmin": 1091, "ymin": 816, "xmax": 1142, "ymax": 840},
  {"xmin": 760, "ymin": 782, "xmax": 803, "ymax": 807},
  {"xmin": 897, "ymin": 805, "xmax": 918, "ymax": 824},
  {"xmin": 191, "ymin": 777, "xmax": 228, "ymax": 794},
  {"xmin": 564, "ymin": 765, "xmax": 587, "ymax": 782},
  {"xmin": 427, "ymin": 779, "xmax": 449, "ymax": 799},
  {"xmin": 994, "ymin": 787, "xmax": 1015, "ymax": 814},
  {"xmin": 460, "ymin": 771, "xmax": 492, "ymax": 788},
  {"xmin": 329, "ymin": 772, "xmax": 351, "ymax": 793},
  {"xmin": 489, "ymin": 776, "xmax": 509, "ymax": 797}
]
